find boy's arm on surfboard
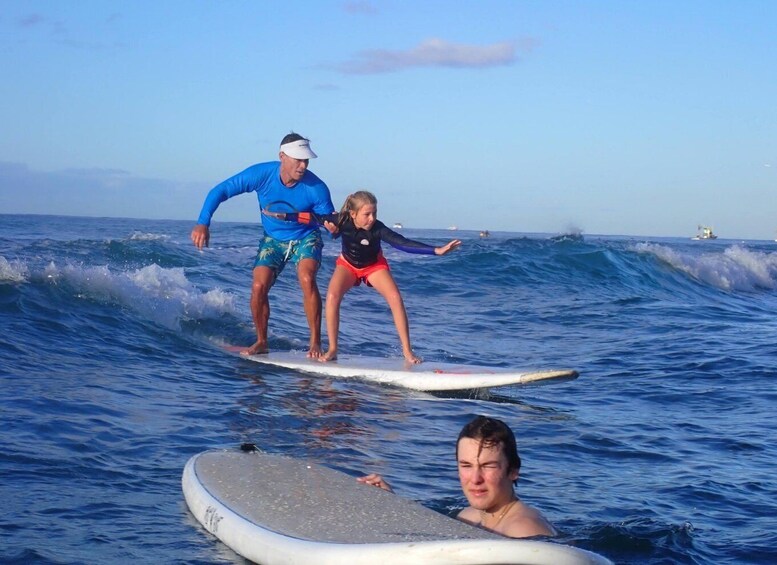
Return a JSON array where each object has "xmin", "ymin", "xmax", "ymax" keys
[{"xmin": 356, "ymin": 473, "xmax": 394, "ymax": 493}]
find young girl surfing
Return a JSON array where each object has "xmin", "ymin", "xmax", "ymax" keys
[{"xmin": 263, "ymin": 191, "xmax": 461, "ymax": 363}]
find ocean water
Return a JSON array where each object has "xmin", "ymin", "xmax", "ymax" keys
[{"xmin": 1, "ymin": 213, "xmax": 776, "ymax": 565}]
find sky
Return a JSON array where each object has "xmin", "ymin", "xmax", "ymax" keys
[{"xmin": 1, "ymin": 0, "xmax": 775, "ymax": 239}]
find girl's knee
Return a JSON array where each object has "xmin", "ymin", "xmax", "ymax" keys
[{"xmin": 326, "ymin": 291, "xmax": 345, "ymax": 306}]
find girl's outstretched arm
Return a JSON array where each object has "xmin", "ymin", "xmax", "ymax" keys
[{"xmin": 380, "ymin": 224, "xmax": 461, "ymax": 256}]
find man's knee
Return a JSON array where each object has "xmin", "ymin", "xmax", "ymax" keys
[
  {"xmin": 300, "ymin": 278, "xmax": 320, "ymax": 300},
  {"xmin": 251, "ymin": 269, "xmax": 274, "ymax": 298},
  {"xmin": 297, "ymin": 263, "xmax": 320, "ymax": 293}
]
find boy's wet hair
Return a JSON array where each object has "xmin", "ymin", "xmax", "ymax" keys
[{"xmin": 457, "ymin": 415, "xmax": 522, "ymax": 477}]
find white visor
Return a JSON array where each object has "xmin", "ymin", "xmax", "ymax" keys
[{"xmin": 280, "ymin": 139, "xmax": 317, "ymax": 160}]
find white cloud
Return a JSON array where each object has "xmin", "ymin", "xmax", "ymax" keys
[
  {"xmin": 332, "ymin": 37, "xmax": 532, "ymax": 74},
  {"xmin": 343, "ymin": 1, "xmax": 378, "ymax": 15}
]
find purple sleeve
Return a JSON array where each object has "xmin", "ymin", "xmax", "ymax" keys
[{"xmin": 378, "ymin": 225, "xmax": 436, "ymax": 255}]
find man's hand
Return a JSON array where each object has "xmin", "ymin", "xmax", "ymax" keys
[{"xmin": 191, "ymin": 224, "xmax": 210, "ymax": 250}]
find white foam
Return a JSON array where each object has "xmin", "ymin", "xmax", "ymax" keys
[
  {"xmin": 127, "ymin": 231, "xmax": 171, "ymax": 242},
  {"xmin": 634, "ymin": 243, "xmax": 777, "ymax": 291},
  {"xmin": 43, "ymin": 262, "xmax": 237, "ymax": 327},
  {"xmin": 0, "ymin": 255, "xmax": 28, "ymax": 282}
]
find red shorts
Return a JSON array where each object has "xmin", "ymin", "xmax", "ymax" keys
[{"xmin": 336, "ymin": 253, "xmax": 389, "ymax": 286}]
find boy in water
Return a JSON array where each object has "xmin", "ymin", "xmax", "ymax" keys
[{"xmin": 359, "ymin": 415, "xmax": 557, "ymax": 539}]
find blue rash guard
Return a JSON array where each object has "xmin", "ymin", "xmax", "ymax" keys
[{"xmin": 196, "ymin": 162, "xmax": 335, "ymax": 242}]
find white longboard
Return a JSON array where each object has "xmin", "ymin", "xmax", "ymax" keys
[
  {"xmin": 229, "ymin": 349, "xmax": 578, "ymax": 392},
  {"xmin": 183, "ymin": 449, "xmax": 612, "ymax": 565}
]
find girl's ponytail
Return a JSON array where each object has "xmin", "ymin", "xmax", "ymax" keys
[{"xmin": 336, "ymin": 191, "xmax": 378, "ymax": 228}]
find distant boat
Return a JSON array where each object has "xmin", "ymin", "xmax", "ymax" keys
[
  {"xmin": 393, "ymin": 222, "xmax": 403, "ymax": 229},
  {"xmin": 479, "ymin": 230, "xmax": 490, "ymax": 238},
  {"xmin": 448, "ymin": 225, "xmax": 458, "ymax": 231},
  {"xmin": 692, "ymin": 225, "xmax": 717, "ymax": 240}
]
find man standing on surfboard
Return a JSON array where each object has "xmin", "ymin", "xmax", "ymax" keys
[
  {"xmin": 359, "ymin": 415, "xmax": 557, "ymax": 539},
  {"xmin": 190, "ymin": 132, "xmax": 335, "ymax": 357}
]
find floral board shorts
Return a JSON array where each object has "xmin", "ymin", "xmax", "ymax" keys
[{"xmin": 254, "ymin": 230, "xmax": 323, "ymax": 278}]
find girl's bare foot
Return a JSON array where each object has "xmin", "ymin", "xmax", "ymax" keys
[
  {"xmin": 404, "ymin": 351, "xmax": 422, "ymax": 364},
  {"xmin": 318, "ymin": 349, "xmax": 338, "ymax": 362}
]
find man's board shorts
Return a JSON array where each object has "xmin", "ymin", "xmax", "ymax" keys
[
  {"xmin": 254, "ymin": 230, "xmax": 323, "ymax": 278},
  {"xmin": 336, "ymin": 252, "xmax": 390, "ymax": 287}
]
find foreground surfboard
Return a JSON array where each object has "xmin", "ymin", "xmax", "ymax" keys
[
  {"xmin": 183, "ymin": 449, "xmax": 612, "ymax": 565},
  {"xmin": 230, "ymin": 349, "xmax": 578, "ymax": 392}
]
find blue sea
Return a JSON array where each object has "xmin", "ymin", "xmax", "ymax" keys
[{"xmin": 2, "ymin": 213, "xmax": 776, "ymax": 564}]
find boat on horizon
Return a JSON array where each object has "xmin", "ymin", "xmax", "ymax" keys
[
  {"xmin": 393, "ymin": 222, "xmax": 403, "ymax": 229},
  {"xmin": 692, "ymin": 225, "xmax": 717, "ymax": 240}
]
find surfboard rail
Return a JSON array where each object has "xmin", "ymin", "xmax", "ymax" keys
[
  {"xmin": 182, "ymin": 449, "xmax": 612, "ymax": 565},
  {"xmin": 229, "ymin": 349, "xmax": 578, "ymax": 392}
]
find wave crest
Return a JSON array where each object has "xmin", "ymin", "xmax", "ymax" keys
[
  {"xmin": 0, "ymin": 255, "xmax": 28, "ymax": 282},
  {"xmin": 43, "ymin": 262, "xmax": 236, "ymax": 327},
  {"xmin": 634, "ymin": 243, "xmax": 777, "ymax": 291}
]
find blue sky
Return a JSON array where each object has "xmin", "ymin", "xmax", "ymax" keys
[{"xmin": 1, "ymin": 1, "xmax": 775, "ymax": 239}]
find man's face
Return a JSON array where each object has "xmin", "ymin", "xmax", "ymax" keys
[
  {"xmin": 279, "ymin": 152, "xmax": 309, "ymax": 185},
  {"xmin": 457, "ymin": 437, "xmax": 518, "ymax": 512}
]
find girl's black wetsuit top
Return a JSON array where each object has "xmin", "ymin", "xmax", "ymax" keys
[{"xmin": 286, "ymin": 212, "xmax": 437, "ymax": 268}]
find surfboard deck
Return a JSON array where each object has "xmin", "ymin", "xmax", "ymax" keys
[
  {"xmin": 183, "ymin": 449, "xmax": 612, "ymax": 565},
  {"xmin": 226, "ymin": 348, "xmax": 578, "ymax": 392}
]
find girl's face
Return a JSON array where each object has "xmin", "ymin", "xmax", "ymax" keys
[{"xmin": 351, "ymin": 203, "xmax": 377, "ymax": 230}]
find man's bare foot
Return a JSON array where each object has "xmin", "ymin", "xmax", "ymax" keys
[
  {"xmin": 404, "ymin": 351, "xmax": 422, "ymax": 364},
  {"xmin": 240, "ymin": 341, "xmax": 269, "ymax": 355},
  {"xmin": 307, "ymin": 343, "xmax": 322, "ymax": 359},
  {"xmin": 318, "ymin": 349, "xmax": 338, "ymax": 363}
]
